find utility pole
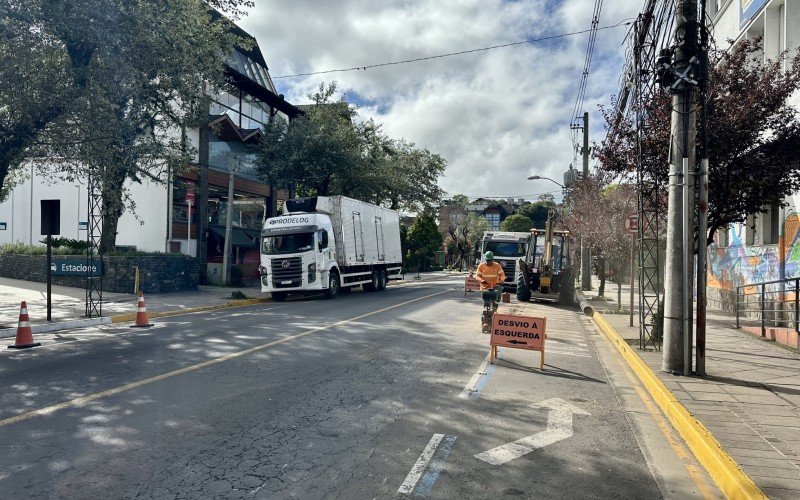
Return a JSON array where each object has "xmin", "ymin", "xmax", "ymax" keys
[
  {"xmin": 662, "ymin": 0, "xmax": 699, "ymax": 374},
  {"xmin": 695, "ymin": 1, "xmax": 710, "ymax": 377},
  {"xmin": 581, "ymin": 111, "xmax": 592, "ymax": 291},
  {"xmin": 222, "ymin": 154, "xmax": 239, "ymax": 285}
]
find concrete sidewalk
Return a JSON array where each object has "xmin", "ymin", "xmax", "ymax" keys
[
  {"xmin": 583, "ymin": 281, "xmax": 800, "ymax": 499},
  {"xmin": 1, "ymin": 271, "xmax": 461, "ymax": 337}
]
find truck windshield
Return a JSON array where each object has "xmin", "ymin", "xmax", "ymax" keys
[
  {"xmin": 484, "ymin": 241, "xmax": 527, "ymax": 257},
  {"xmin": 262, "ymin": 233, "xmax": 314, "ymax": 254}
]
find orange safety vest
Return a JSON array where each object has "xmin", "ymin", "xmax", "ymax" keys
[{"xmin": 476, "ymin": 262, "xmax": 506, "ymax": 290}]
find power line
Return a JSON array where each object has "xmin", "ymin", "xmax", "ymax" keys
[
  {"xmin": 272, "ymin": 19, "xmax": 634, "ymax": 80},
  {"xmin": 569, "ymin": 0, "xmax": 605, "ymax": 152}
]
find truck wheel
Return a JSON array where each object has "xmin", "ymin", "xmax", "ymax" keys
[
  {"xmin": 271, "ymin": 292, "xmax": 288, "ymax": 302},
  {"xmin": 376, "ymin": 269, "xmax": 387, "ymax": 291},
  {"xmin": 324, "ymin": 271, "xmax": 340, "ymax": 299},
  {"xmin": 516, "ymin": 278, "xmax": 531, "ymax": 302},
  {"xmin": 362, "ymin": 271, "xmax": 378, "ymax": 292}
]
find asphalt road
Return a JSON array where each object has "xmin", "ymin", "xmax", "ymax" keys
[{"xmin": 0, "ymin": 278, "xmax": 718, "ymax": 498}]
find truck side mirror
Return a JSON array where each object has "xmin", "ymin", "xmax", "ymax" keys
[{"xmin": 318, "ymin": 230, "xmax": 329, "ymax": 249}]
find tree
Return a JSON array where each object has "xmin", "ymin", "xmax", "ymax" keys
[
  {"xmin": 351, "ymin": 121, "xmax": 445, "ymax": 212},
  {"xmin": 1, "ymin": 0, "xmax": 251, "ymax": 251},
  {"xmin": 258, "ymin": 83, "xmax": 362, "ymax": 196},
  {"xmin": 256, "ymin": 82, "xmax": 446, "ymax": 211},
  {"xmin": 500, "ymin": 214, "xmax": 534, "ymax": 232},
  {"xmin": 597, "ymin": 37, "xmax": 800, "ymax": 244},
  {"xmin": 517, "ymin": 197, "xmax": 556, "ymax": 229},
  {"xmin": 445, "ymin": 211, "xmax": 489, "ymax": 270},
  {"xmin": 563, "ymin": 174, "xmax": 636, "ymax": 305},
  {"xmin": 449, "ymin": 194, "xmax": 470, "ymax": 205},
  {"xmin": 406, "ymin": 213, "xmax": 443, "ymax": 271}
]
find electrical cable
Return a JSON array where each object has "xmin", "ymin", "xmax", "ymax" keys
[
  {"xmin": 272, "ymin": 18, "xmax": 633, "ymax": 80},
  {"xmin": 569, "ymin": 0, "xmax": 604, "ymax": 150}
]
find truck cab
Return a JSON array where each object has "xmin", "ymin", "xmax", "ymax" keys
[
  {"xmin": 260, "ymin": 213, "xmax": 337, "ymax": 301},
  {"xmin": 479, "ymin": 231, "xmax": 531, "ymax": 291}
]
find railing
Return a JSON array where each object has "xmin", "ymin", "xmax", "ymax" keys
[{"xmin": 736, "ymin": 278, "xmax": 800, "ymax": 337}]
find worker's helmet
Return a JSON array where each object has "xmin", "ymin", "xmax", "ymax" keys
[{"xmin": 484, "ymin": 251, "xmax": 494, "ymax": 262}]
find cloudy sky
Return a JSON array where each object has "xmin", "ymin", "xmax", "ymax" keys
[{"xmin": 240, "ymin": 0, "xmax": 645, "ymax": 203}]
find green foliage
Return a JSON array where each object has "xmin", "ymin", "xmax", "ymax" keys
[
  {"xmin": 517, "ymin": 199, "xmax": 555, "ymax": 229},
  {"xmin": 0, "ymin": 243, "xmax": 73, "ymax": 255},
  {"xmin": 449, "ymin": 194, "xmax": 470, "ymax": 205},
  {"xmin": 500, "ymin": 214, "xmax": 534, "ymax": 232},
  {"xmin": 0, "ymin": 0, "xmax": 252, "ymax": 251},
  {"xmin": 230, "ymin": 290, "xmax": 247, "ymax": 300},
  {"xmin": 407, "ymin": 214, "xmax": 443, "ymax": 255},
  {"xmin": 406, "ymin": 213, "xmax": 443, "ymax": 271},
  {"xmin": 50, "ymin": 237, "xmax": 89, "ymax": 253},
  {"xmin": 258, "ymin": 83, "xmax": 362, "ymax": 196},
  {"xmin": 255, "ymin": 82, "xmax": 445, "ymax": 211}
]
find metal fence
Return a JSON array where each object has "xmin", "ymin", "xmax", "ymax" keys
[{"xmin": 736, "ymin": 278, "xmax": 800, "ymax": 337}]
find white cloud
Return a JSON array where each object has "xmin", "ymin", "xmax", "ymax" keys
[{"xmin": 241, "ymin": 0, "xmax": 644, "ymax": 201}]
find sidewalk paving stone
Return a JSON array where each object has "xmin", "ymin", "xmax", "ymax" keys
[{"xmin": 582, "ymin": 277, "xmax": 800, "ymax": 498}]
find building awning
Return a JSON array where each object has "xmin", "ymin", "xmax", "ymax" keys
[
  {"xmin": 207, "ymin": 114, "xmax": 263, "ymax": 144},
  {"xmin": 209, "ymin": 226, "xmax": 257, "ymax": 248}
]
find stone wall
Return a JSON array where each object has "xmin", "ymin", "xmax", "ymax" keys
[{"xmin": 0, "ymin": 254, "xmax": 198, "ymax": 294}]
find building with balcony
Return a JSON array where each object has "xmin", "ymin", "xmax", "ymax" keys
[{"xmin": 0, "ymin": 19, "xmax": 300, "ymax": 285}]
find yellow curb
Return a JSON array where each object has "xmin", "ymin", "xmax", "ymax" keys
[
  {"xmin": 110, "ymin": 297, "xmax": 271, "ymax": 324},
  {"xmin": 592, "ymin": 312, "xmax": 765, "ymax": 500}
]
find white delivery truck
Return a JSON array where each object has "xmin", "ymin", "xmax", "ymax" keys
[
  {"xmin": 259, "ymin": 196, "xmax": 403, "ymax": 301},
  {"xmin": 479, "ymin": 231, "xmax": 531, "ymax": 290}
]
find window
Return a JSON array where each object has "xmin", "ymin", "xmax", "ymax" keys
[
  {"xmin": 262, "ymin": 233, "xmax": 314, "ymax": 254},
  {"xmin": 716, "ymin": 227, "xmax": 730, "ymax": 247},
  {"xmin": 767, "ymin": 204, "xmax": 780, "ymax": 245},
  {"xmin": 485, "ymin": 213, "xmax": 500, "ymax": 230},
  {"xmin": 746, "ymin": 214, "xmax": 757, "ymax": 245},
  {"xmin": 484, "ymin": 241, "xmax": 527, "ymax": 257}
]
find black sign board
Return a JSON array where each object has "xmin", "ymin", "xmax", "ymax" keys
[{"xmin": 41, "ymin": 199, "xmax": 61, "ymax": 235}]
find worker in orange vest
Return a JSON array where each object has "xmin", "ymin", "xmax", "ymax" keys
[{"xmin": 476, "ymin": 251, "xmax": 506, "ymax": 306}]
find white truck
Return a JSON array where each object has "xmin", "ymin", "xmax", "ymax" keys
[
  {"xmin": 259, "ymin": 196, "xmax": 403, "ymax": 300},
  {"xmin": 479, "ymin": 231, "xmax": 531, "ymax": 290}
]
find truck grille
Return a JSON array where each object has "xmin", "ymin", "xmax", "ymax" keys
[
  {"xmin": 498, "ymin": 259, "xmax": 516, "ymax": 285},
  {"xmin": 271, "ymin": 257, "xmax": 302, "ymax": 288}
]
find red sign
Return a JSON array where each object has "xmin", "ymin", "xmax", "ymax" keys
[
  {"xmin": 185, "ymin": 182, "xmax": 196, "ymax": 204},
  {"xmin": 490, "ymin": 314, "xmax": 546, "ymax": 351},
  {"xmin": 624, "ymin": 212, "xmax": 639, "ymax": 235},
  {"xmin": 465, "ymin": 275, "xmax": 481, "ymax": 294}
]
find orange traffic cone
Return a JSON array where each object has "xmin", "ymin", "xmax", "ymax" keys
[
  {"xmin": 130, "ymin": 292, "xmax": 153, "ymax": 328},
  {"xmin": 8, "ymin": 301, "xmax": 41, "ymax": 349}
]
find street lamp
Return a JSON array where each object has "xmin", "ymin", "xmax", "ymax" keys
[{"xmin": 526, "ymin": 175, "xmax": 565, "ymax": 189}]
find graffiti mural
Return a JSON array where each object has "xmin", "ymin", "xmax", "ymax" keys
[{"xmin": 708, "ymin": 213, "xmax": 800, "ymax": 294}]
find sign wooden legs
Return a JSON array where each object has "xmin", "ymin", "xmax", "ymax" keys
[{"xmin": 489, "ymin": 345, "xmax": 545, "ymax": 370}]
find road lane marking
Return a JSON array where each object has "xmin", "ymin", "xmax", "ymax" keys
[
  {"xmin": 398, "ymin": 434, "xmax": 444, "ymax": 495},
  {"xmin": 413, "ymin": 434, "xmax": 457, "ymax": 497},
  {"xmin": 458, "ymin": 357, "xmax": 494, "ymax": 399},
  {"xmin": 0, "ymin": 289, "xmax": 452, "ymax": 428},
  {"xmin": 475, "ymin": 398, "xmax": 590, "ymax": 466}
]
